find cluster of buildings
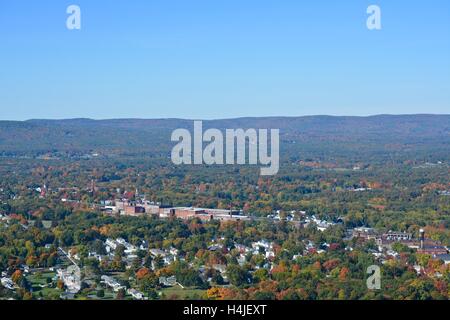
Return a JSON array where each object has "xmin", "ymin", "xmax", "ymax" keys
[
  {"xmin": 57, "ymin": 265, "xmax": 81, "ymax": 294},
  {"xmin": 192, "ymin": 239, "xmax": 278, "ymax": 284},
  {"xmin": 149, "ymin": 248, "xmax": 178, "ymax": 267},
  {"xmin": 88, "ymin": 238, "xmax": 179, "ymax": 271},
  {"xmin": 100, "ymin": 198, "xmax": 250, "ymax": 222},
  {"xmin": 304, "ymin": 215, "xmax": 340, "ymax": 232},
  {"xmin": 351, "ymin": 227, "xmax": 450, "ymax": 264},
  {"xmin": 105, "ymin": 238, "xmax": 138, "ymax": 256},
  {"xmin": 267, "ymin": 210, "xmax": 300, "ymax": 222}
]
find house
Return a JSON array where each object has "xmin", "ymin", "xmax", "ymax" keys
[
  {"xmin": 105, "ymin": 238, "xmax": 117, "ymax": 251},
  {"xmin": 1, "ymin": 277, "xmax": 15, "ymax": 290},
  {"xmin": 163, "ymin": 254, "xmax": 176, "ymax": 265},
  {"xmin": 352, "ymin": 187, "xmax": 371, "ymax": 192},
  {"xmin": 234, "ymin": 243, "xmax": 251, "ymax": 253},
  {"xmin": 106, "ymin": 238, "xmax": 137, "ymax": 255},
  {"xmin": 252, "ymin": 240, "xmax": 272, "ymax": 252},
  {"xmin": 316, "ymin": 221, "xmax": 334, "ymax": 232},
  {"xmin": 116, "ymin": 238, "xmax": 127, "ymax": 246},
  {"xmin": 159, "ymin": 276, "xmax": 177, "ymax": 287},
  {"xmin": 304, "ymin": 240, "xmax": 315, "ymax": 250},
  {"xmin": 57, "ymin": 266, "xmax": 81, "ymax": 293},
  {"xmin": 21, "ymin": 265, "xmax": 30, "ymax": 273},
  {"xmin": 101, "ymin": 275, "xmax": 125, "ymax": 292},
  {"xmin": 42, "ymin": 220, "xmax": 53, "ymax": 229},
  {"xmin": 127, "ymin": 288, "xmax": 145, "ymax": 300},
  {"xmin": 88, "ymin": 252, "xmax": 103, "ymax": 262},
  {"xmin": 308, "ymin": 216, "xmax": 335, "ymax": 231},
  {"xmin": 208, "ymin": 244, "xmax": 222, "ymax": 251},
  {"xmin": 149, "ymin": 249, "xmax": 166, "ymax": 257},
  {"xmin": 371, "ymin": 252, "xmax": 384, "ymax": 259},
  {"xmin": 237, "ymin": 254, "xmax": 246, "ymax": 266},
  {"xmin": 413, "ymin": 265, "xmax": 423, "ymax": 275},
  {"xmin": 139, "ymin": 241, "xmax": 149, "ymax": 251},
  {"xmin": 386, "ymin": 250, "xmax": 399, "ymax": 258},
  {"xmin": 101, "ymin": 206, "xmax": 116, "ymax": 215}
]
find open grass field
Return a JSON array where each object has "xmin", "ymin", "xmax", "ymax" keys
[{"xmin": 160, "ymin": 286, "xmax": 206, "ymax": 300}]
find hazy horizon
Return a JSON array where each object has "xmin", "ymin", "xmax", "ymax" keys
[{"xmin": 1, "ymin": 113, "xmax": 450, "ymax": 122}]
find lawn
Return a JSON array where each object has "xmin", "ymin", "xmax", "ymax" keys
[
  {"xmin": 26, "ymin": 270, "xmax": 62, "ymax": 299},
  {"xmin": 160, "ymin": 286, "xmax": 206, "ymax": 300},
  {"xmin": 27, "ymin": 271, "xmax": 56, "ymax": 286}
]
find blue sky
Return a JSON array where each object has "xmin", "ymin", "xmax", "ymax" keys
[{"xmin": 0, "ymin": 0, "xmax": 449, "ymax": 120}]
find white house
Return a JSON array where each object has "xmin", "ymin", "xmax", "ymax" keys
[
  {"xmin": 127, "ymin": 288, "xmax": 144, "ymax": 300},
  {"xmin": 101, "ymin": 275, "xmax": 124, "ymax": 292}
]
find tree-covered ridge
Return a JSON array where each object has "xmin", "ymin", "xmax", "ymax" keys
[{"xmin": 1, "ymin": 115, "xmax": 449, "ymax": 164}]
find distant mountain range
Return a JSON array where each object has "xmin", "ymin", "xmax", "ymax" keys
[{"xmin": 1, "ymin": 115, "xmax": 449, "ymax": 162}]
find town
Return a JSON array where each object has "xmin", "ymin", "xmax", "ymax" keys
[{"xmin": 1, "ymin": 183, "xmax": 449, "ymax": 300}]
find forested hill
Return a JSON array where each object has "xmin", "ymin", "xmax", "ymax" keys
[{"xmin": 0, "ymin": 115, "xmax": 449, "ymax": 162}]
